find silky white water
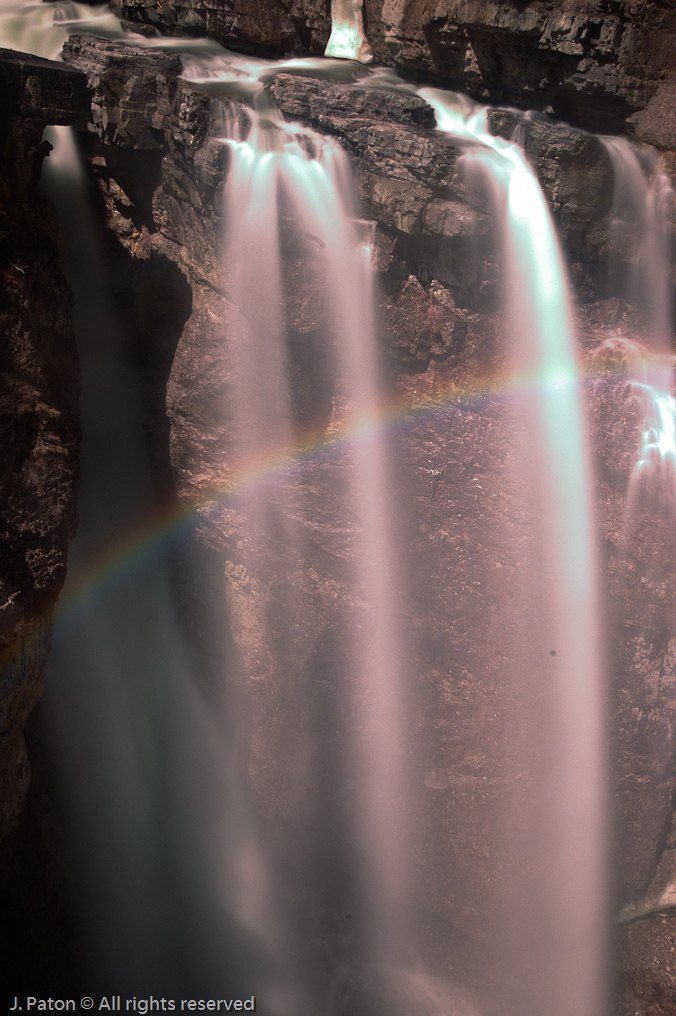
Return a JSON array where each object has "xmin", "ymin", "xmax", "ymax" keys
[
  {"xmin": 417, "ymin": 91, "xmax": 606, "ymax": 1016},
  {"xmin": 604, "ymin": 139, "xmax": 674, "ymax": 370},
  {"xmin": 214, "ymin": 89, "xmax": 419, "ymax": 1009},
  {"xmin": 325, "ymin": 0, "xmax": 372, "ymax": 63},
  {"xmin": 0, "ymin": 0, "xmax": 122, "ymax": 58},
  {"xmin": 0, "ymin": 4, "xmax": 306, "ymax": 1003},
  {"xmin": 0, "ymin": 1, "xmax": 648, "ymax": 1012},
  {"xmin": 602, "ymin": 138, "xmax": 676, "ymax": 508}
]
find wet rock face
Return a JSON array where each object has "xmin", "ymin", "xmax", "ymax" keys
[
  {"xmin": 0, "ymin": 51, "xmax": 86, "ymax": 836},
  {"xmin": 61, "ymin": 35, "xmax": 182, "ymax": 150},
  {"xmin": 111, "ymin": 0, "xmax": 332, "ymax": 55},
  {"xmin": 269, "ymin": 73, "xmax": 625, "ymax": 307},
  {"xmin": 62, "ymin": 34, "xmax": 676, "ymax": 1010},
  {"xmin": 488, "ymin": 107, "xmax": 616, "ymax": 295},
  {"xmin": 370, "ymin": 0, "xmax": 676, "ymax": 133},
  {"xmin": 61, "ymin": 36, "xmax": 649, "ymax": 323},
  {"xmin": 0, "ymin": 47, "xmax": 90, "ymax": 129},
  {"xmin": 109, "ymin": 0, "xmax": 676, "ymax": 147}
]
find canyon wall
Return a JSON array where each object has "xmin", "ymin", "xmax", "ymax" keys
[
  {"xmin": 3, "ymin": 0, "xmax": 676, "ymax": 998},
  {"xmin": 57, "ymin": 31, "xmax": 676, "ymax": 1011},
  {"xmin": 108, "ymin": 0, "xmax": 676, "ymax": 151},
  {"xmin": 0, "ymin": 50, "xmax": 88, "ymax": 837}
]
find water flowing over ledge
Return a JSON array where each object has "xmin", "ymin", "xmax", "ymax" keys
[{"xmin": 1, "ymin": 2, "xmax": 676, "ymax": 1013}]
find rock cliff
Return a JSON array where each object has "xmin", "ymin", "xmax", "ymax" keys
[
  {"xmin": 0, "ymin": 50, "xmax": 88, "ymax": 837},
  {"xmin": 108, "ymin": 0, "xmax": 676, "ymax": 154},
  {"xmin": 60, "ymin": 32, "xmax": 676, "ymax": 1011}
]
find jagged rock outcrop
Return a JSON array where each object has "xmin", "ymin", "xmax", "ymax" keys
[
  {"xmin": 60, "ymin": 33, "xmax": 676, "ymax": 1012},
  {"xmin": 60, "ymin": 34, "xmax": 643, "ymax": 321},
  {"xmin": 111, "ymin": 0, "xmax": 331, "ymax": 56},
  {"xmin": 60, "ymin": 35, "xmax": 181, "ymax": 150},
  {"xmin": 0, "ymin": 47, "xmax": 90, "ymax": 128},
  {"xmin": 0, "ymin": 50, "xmax": 88, "ymax": 836},
  {"xmin": 371, "ymin": 0, "xmax": 676, "ymax": 137},
  {"xmin": 109, "ymin": 0, "xmax": 676, "ymax": 154},
  {"xmin": 269, "ymin": 72, "xmax": 618, "ymax": 307}
]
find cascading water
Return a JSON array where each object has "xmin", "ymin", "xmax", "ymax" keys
[
  {"xmin": 0, "ymin": 3, "xmax": 430, "ymax": 1000},
  {"xmin": 6, "ymin": 0, "xmax": 674, "ymax": 1011},
  {"xmin": 324, "ymin": 0, "xmax": 372, "ymax": 63},
  {"xmin": 604, "ymin": 139, "xmax": 674, "ymax": 373},
  {"xmin": 0, "ymin": 3, "xmax": 298, "ymax": 1001},
  {"xmin": 597, "ymin": 138, "xmax": 676, "ymax": 928},
  {"xmin": 205, "ymin": 75, "xmax": 472, "ymax": 1012},
  {"xmin": 0, "ymin": 0, "xmax": 122, "ymax": 58},
  {"xmin": 212, "ymin": 94, "xmax": 412, "ymax": 1009},
  {"xmin": 36, "ymin": 124, "xmax": 198, "ymax": 991},
  {"xmin": 601, "ymin": 139, "xmax": 676, "ymax": 511},
  {"xmin": 415, "ymin": 92, "xmax": 606, "ymax": 1016}
]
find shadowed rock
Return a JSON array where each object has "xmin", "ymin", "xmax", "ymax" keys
[
  {"xmin": 0, "ymin": 49, "xmax": 82, "ymax": 837},
  {"xmin": 55, "ymin": 32, "xmax": 676, "ymax": 1011},
  {"xmin": 109, "ymin": 0, "xmax": 676, "ymax": 152},
  {"xmin": 0, "ymin": 47, "xmax": 89, "ymax": 127}
]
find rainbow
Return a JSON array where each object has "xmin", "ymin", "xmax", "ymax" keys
[{"xmin": 0, "ymin": 349, "xmax": 661, "ymax": 680}]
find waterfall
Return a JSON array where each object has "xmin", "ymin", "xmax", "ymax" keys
[
  {"xmin": 0, "ymin": 7, "xmax": 297, "ymax": 1001},
  {"xmin": 602, "ymin": 139, "xmax": 676, "ymax": 508},
  {"xmin": 324, "ymin": 0, "xmax": 373, "ymax": 63},
  {"xmin": 415, "ymin": 91, "xmax": 606, "ymax": 1016},
  {"xmin": 596, "ymin": 139, "xmax": 676, "ymax": 929},
  {"xmin": 213, "ymin": 83, "xmax": 420, "ymax": 1010},
  {"xmin": 34, "ymin": 118, "xmax": 180, "ymax": 987},
  {"xmin": 9, "ymin": 1, "xmax": 676, "ymax": 1011},
  {"xmin": 604, "ymin": 139, "xmax": 674, "ymax": 369}
]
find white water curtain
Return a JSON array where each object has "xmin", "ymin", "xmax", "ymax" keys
[{"xmin": 325, "ymin": 0, "xmax": 373, "ymax": 62}]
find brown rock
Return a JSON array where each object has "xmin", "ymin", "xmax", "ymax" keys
[
  {"xmin": 62, "ymin": 34, "xmax": 182, "ymax": 149},
  {"xmin": 111, "ymin": 0, "xmax": 331, "ymax": 56},
  {"xmin": 62, "ymin": 36, "xmax": 676, "ymax": 1006},
  {"xmin": 0, "ymin": 47, "xmax": 89, "ymax": 128},
  {"xmin": 110, "ymin": 0, "xmax": 676, "ymax": 150},
  {"xmin": 0, "ymin": 53, "xmax": 82, "ymax": 836}
]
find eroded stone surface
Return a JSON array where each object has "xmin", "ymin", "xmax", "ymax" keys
[
  {"xmin": 109, "ymin": 0, "xmax": 676, "ymax": 153},
  {"xmin": 0, "ymin": 50, "xmax": 83, "ymax": 836},
  {"xmin": 61, "ymin": 34, "xmax": 676, "ymax": 1010},
  {"xmin": 0, "ymin": 46, "xmax": 89, "ymax": 128},
  {"xmin": 61, "ymin": 35, "xmax": 181, "ymax": 149},
  {"xmin": 111, "ymin": 0, "xmax": 331, "ymax": 55}
]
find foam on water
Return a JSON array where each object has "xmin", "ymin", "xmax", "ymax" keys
[
  {"xmin": 0, "ymin": 2, "xmax": 637, "ymax": 1011},
  {"xmin": 417, "ymin": 89, "xmax": 606, "ymax": 1016},
  {"xmin": 324, "ymin": 0, "xmax": 372, "ymax": 63},
  {"xmin": 601, "ymin": 140, "xmax": 676, "ymax": 511},
  {"xmin": 0, "ymin": 0, "xmax": 123, "ymax": 58}
]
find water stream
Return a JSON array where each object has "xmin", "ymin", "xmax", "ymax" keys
[
  {"xmin": 2, "ymin": 0, "xmax": 674, "ymax": 1012},
  {"xmin": 600, "ymin": 138, "xmax": 676, "ymax": 512},
  {"xmin": 421, "ymin": 93, "xmax": 605, "ymax": 1016}
]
